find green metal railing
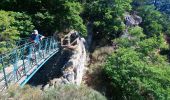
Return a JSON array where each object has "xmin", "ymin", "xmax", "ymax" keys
[
  {"xmin": 0, "ymin": 36, "xmax": 59, "ymax": 91},
  {"xmin": 0, "ymin": 38, "xmax": 31, "ymax": 54}
]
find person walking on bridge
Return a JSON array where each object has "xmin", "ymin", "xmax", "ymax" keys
[
  {"xmin": 29, "ymin": 30, "xmax": 45, "ymax": 60},
  {"xmin": 30, "ymin": 30, "xmax": 44, "ymax": 44}
]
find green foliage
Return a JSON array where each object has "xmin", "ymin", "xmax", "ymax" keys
[
  {"xmin": 0, "ymin": 41, "xmax": 16, "ymax": 54},
  {"xmin": 1, "ymin": 85, "xmax": 43, "ymax": 100},
  {"xmin": 0, "ymin": 1, "xmax": 170, "ymax": 99},
  {"xmin": 137, "ymin": 36, "xmax": 168, "ymax": 55},
  {"xmin": 83, "ymin": 0, "xmax": 132, "ymax": 40},
  {"xmin": 161, "ymin": 14, "xmax": 170, "ymax": 36},
  {"xmin": 0, "ymin": 85, "xmax": 106, "ymax": 100},
  {"xmin": 10, "ymin": 12, "xmax": 35, "ymax": 37},
  {"xmin": 133, "ymin": 0, "xmax": 170, "ymax": 15},
  {"xmin": 105, "ymin": 12, "xmax": 170, "ymax": 98},
  {"xmin": 132, "ymin": 1, "xmax": 170, "ymax": 36},
  {"xmin": 0, "ymin": 10, "xmax": 34, "ymax": 40},
  {"xmin": 104, "ymin": 47, "xmax": 170, "ymax": 99},
  {"xmin": 33, "ymin": 11, "xmax": 55, "ymax": 35},
  {"xmin": 0, "ymin": 10, "xmax": 34, "ymax": 53},
  {"xmin": 0, "ymin": 0, "xmax": 86, "ymax": 36},
  {"xmin": 137, "ymin": 5, "xmax": 170, "ymax": 37},
  {"xmin": 0, "ymin": 10, "xmax": 19, "ymax": 41},
  {"xmin": 129, "ymin": 26, "xmax": 144, "ymax": 37},
  {"xmin": 114, "ymin": 26, "xmax": 144, "ymax": 48},
  {"xmin": 44, "ymin": 84, "xmax": 106, "ymax": 100},
  {"xmin": 62, "ymin": 1, "xmax": 87, "ymax": 36},
  {"xmin": 114, "ymin": 37, "xmax": 135, "ymax": 48}
]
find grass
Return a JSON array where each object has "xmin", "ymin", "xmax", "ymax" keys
[{"xmin": 0, "ymin": 84, "xmax": 106, "ymax": 100}]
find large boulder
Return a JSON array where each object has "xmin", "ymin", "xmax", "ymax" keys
[
  {"xmin": 44, "ymin": 31, "xmax": 86, "ymax": 89},
  {"xmin": 125, "ymin": 13, "xmax": 142, "ymax": 27}
]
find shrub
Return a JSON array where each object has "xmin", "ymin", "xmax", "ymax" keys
[
  {"xmin": 44, "ymin": 84, "xmax": 106, "ymax": 100},
  {"xmin": 0, "ymin": 85, "xmax": 43, "ymax": 100},
  {"xmin": 0, "ymin": 10, "xmax": 34, "ymax": 54},
  {"xmin": 104, "ymin": 47, "xmax": 170, "ymax": 99},
  {"xmin": 0, "ymin": 84, "xmax": 106, "ymax": 100},
  {"xmin": 128, "ymin": 26, "xmax": 145, "ymax": 38},
  {"xmin": 0, "ymin": 10, "xmax": 34, "ymax": 40}
]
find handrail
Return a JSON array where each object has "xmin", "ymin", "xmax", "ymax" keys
[
  {"xmin": 0, "ymin": 36, "xmax": 59, "ymax": 91},
  {"xmin": 0, "ymin": 36, "xmax": 53, "ymax": 57}
]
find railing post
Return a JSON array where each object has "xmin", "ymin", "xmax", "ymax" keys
[
  {"xmin": 41, "ymin": 40, "xmax": 45, "ymax": 59},
  {"xmin": 28, "ymin": 44, "xmax": 32, "ymax": 70},
  {"xmin": 22, "ymin": 45, "xmax": 27, "ymax": 75},
  {"xmin": 37, "ymin": 42, "xmax": 42, "ymax": 61},
  {"xmin": 32, "ymin": 44, "xmax": 38, "ymax": 66},
  {"xmin": 14, "ymin": 50, "xmax": 19, "ymax": 81},
  {"xmin": 44, "ymin": 39, "xmax": 48, "ymax": 58},
  {"xmin": 1, "ymin": 57, "xmax": 8, "ymax": 88},
  {"xmin": 52, "ymin": 37, "xmax": 55, "ymax": 51},
  {"xmin": 51, "ymin": 37, "xmax": 53, "ymax": 51},
  {"xmin": 49, "ymin": 38, "xmax": 52, "ymax": 54},
  {"xmin": 55, "ymin": 39, "xmax": 58, "ymax": 50}
]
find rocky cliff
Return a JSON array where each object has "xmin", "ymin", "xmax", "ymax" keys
[
  {"xmin": 44, "ymin": 31, "xmax": 86, "ymax": 89},
  {"xmin": 125, "ymin": 12, "xmax": 142, "ymax": 27}
]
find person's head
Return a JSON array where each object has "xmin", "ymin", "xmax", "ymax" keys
[{"xmin": 33, "ymin": 30, "xmax": 38, "ymax": 35}]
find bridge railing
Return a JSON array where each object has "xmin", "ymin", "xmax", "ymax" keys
[
  {"xmin": 0, "ymin": 36, "xmax": 59, "ymax": 91},
  {"xmin": 0, "ymin": 38, "xmax": 30, "ymax": 54}
]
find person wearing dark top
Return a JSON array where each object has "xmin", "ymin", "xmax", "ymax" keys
[{"xmin": 30, "ymin": 30, "xmax": 44, "ymax": 43}]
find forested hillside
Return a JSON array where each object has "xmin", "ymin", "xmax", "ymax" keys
[{"xmin": 0, "ymin": 0, "xmax": 170, "ymax": 99}]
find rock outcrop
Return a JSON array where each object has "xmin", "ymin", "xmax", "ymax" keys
[
  {"xmin": 44, "ymin": 30, "xmax": 86, "ymax": 90},
  {"xmin": 125, "ymin": 12, "xmax": 142, "ymax": 27},
  {"xmin": 122, "ymin": 12, "xmax": 142, "ymax": 38}
]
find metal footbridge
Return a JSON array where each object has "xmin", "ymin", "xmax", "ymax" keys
[{"xmin": 0, "ymin": 36, "xmax": 59, "ymax": 91}]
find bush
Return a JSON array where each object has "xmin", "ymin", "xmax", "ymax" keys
[
  {"xmin": 10, "ymin": 11, "xmax": 35, "ymax": 37},
  {"xmin": 0, "ymin": 84, "xmax": 106, "ymax": 100},
  {"xmin": 104, "ymin": 47, "xmax": 170, "ymax": 99},
  {"xmin": 0, "ymin": 10, "xmax": 34, "ymax": 40},
  {"xmin": 0, "ymin": 85, "xmax": 43, "ymax": 100},
  {"xmin": 32, "ymin": 11, "xmax": 55, "ymax": 35},
  {"xmin": 44, "ymin": 84, "xmax": 106, "ymax": 100},
  {"xmin": 104, "ymin": 16, "xmax": 170, "ymax": 99},
  {"xmin": 128, "ymin": 26, "xmax": 144, "ymax": 38},
  {"xmin": 0, "ymin": 10, "xmax": 34, "ymax": 54}
]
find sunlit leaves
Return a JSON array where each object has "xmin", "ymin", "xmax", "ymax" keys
[{"xmin": 104, "ymin": 47, "xmax": 170, "ymax": 99}]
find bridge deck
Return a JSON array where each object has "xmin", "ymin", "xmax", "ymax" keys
[{"xmin": 0, "ymin": 37, "xmax": 59, "ymax": 91}]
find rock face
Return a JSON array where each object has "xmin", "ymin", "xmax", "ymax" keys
[
  {"xmin": 121, "ymin": 13, "xmax": 142, "ymax": 39},
  {"xmin": 125, "ymin": 13, "xmax": 142, "ymax": 27},
  {"xmin": 44, "ymin": 31, "xmax": 86, "ymax": 89}
]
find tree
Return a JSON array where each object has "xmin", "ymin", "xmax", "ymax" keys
[
  {"xmin": 0, "ymin": 0, "xmax": 87, "ymax": 36},
  {"xmin": 105, "ymin": 18, "xmax": 170, "ymax": 98},
  {"xmin": 10, "ymin": 12, "xmax": 35, "ymax": 37},
  {"xmin": 0, "ymin": 11, "xmax": 34, "ymax": 53},
  {"xmin": 82, "ymin": 0, "xmax": 132, "ymax": 42},
  {"xmin": 137, "ymin": 5, "xmax": 163, "ymax": 36},
  {"xmin": 135, "ymin": 4, "xmax": 170, "ymax": 36},
  {"xmin": 104, "ymin": 47, "xmax": 170, "ymax": 99},
  {"xmin": 1, "ymin": 84, "xmax": 107, "ymax": 100},
  {"xmin": 59, "ymin": 1, "xmax": 87, "ymax": 36}
]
